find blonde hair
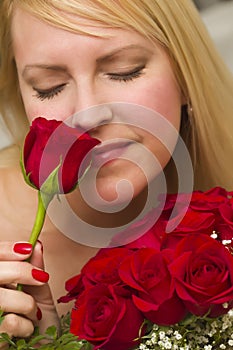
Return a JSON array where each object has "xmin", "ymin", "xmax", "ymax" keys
[{"xmin": 0, "ymin": 0, "xmax": 233, "ymax": 189}]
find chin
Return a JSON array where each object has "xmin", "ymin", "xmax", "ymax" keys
[{"xmin": 91, "ymin": 176, "xmax": 147, "ymax": 211}]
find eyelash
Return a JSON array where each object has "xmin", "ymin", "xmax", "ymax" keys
[
  {"xmin": 33, "ymin": 66, "xmax": 145, "ymax": 101},
  {"xmin": 108, "ymin": 66, "xmax": 145, "ymax": 82},
  {"xmin": 33, "ymin": 84, "xmax": 66, "ymax": 101}
]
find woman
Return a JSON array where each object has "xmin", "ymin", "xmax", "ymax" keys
[{"xmin": 0, "ymin": 0, "xmax": 232, "ymax": 345}]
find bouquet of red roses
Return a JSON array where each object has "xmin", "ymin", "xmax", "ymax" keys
[
  {"xmin": 59, "ymin": 187, "xmax": 233, "ymax": 350},
  {"xmin": 2, "ymin": 117, "xmax": 233, "ymax": 349}
]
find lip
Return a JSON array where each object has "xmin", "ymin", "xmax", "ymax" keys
[{"xmin": 92, "ymin": 140, "xmax": 132, "ymax": 167}]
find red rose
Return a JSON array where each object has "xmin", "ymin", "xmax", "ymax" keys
[
  {"xmin": 158, "ymin": 187, "xmax": 229, "ymax": 231},
  {"xmin": 80, "ymin": 247, "xmax": 133, "ymax": 288},
  {"xmin": 161, "ymin": 209, "xmax": 215, "ymax": 249},
  {"xmin": 57, "ymin": 274, "xmax": 83, "ymax": 303},
  {"xmin": 216, "ymin": 203, "xmax": 233, "ymax": 242},
  {"xmin": 124, "ymin": 218, "xmax": 163, "ymax": 250},
  {"xmin": 110, "ymin": 206, "xmax": 163, "ymax": 248},
  {"xmin": 170, "ymin": 233, "xmax": 233, "ymax": 317},
  {"xmin": 70, "ymin": 284, "xmax": 144, "ymax": 350},
  {"xmin": 119, "ymin": 248, "xmax": 187, "ymax": 325},
  {"xmin": 162, "ymin": 187, "xmax": 229, "ymax": 213},
  {"xmin": 190, "ymin": 187, "xmax": 229, "ymax": 211},
  {"xmin": 58, "ymin": 247, "xmax": 134, "ymax": 303},
  {"xmin": 22, "ymin": 117, "xmax": 100, "ymax": 194},
  {"xmin": 171, "ymin": 209, "xmax": 215, "ymax": 234}
]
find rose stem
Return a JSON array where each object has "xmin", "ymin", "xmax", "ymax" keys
[{"xmin": 17, "ymin": 191, "xmax": 52, "ymax": 291}]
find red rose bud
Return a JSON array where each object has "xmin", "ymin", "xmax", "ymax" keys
[{"xmin": 21, "ymin": 117, "xmax": 100, "ymax": 196}]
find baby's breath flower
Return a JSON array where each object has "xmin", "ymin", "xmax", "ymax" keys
[
  {"xmin": 211, "ymin": 232, "xmax": 218, "ymax": 239},
  {"xmin": 159, "ymin": 331, "xmax": 166, "ymax": 340},
  {"xmin": 136, "ymin": 309, "xmax": 233, "ymax": 350},
  {"xmin": 222, "ymin": 239, "xmax": 232, "ymax": 245},
  {"xmin": 174, "ymin": 330, "xmax": 182, "ymax": 340}
]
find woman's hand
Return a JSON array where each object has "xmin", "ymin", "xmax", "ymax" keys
[{"xmin": 0, "ymin": 241, "xmax": 59, "ymax": 348}]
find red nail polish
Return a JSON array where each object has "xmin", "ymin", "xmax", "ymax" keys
[
  {"xmin": 14, "ymin": 242, "xmax": 33, "ymax": 255},
  {"xmin": 37, "ymin": 307, "xmax": 42, "ymax": 321},
  {"xmin": 32, "ymin": 269, "xmax": 49, "ymax": 283}
]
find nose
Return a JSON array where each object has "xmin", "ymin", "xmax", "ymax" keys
[{"xmin": 71, "ymin": 104, "xmax": 113, "ymax": 132}]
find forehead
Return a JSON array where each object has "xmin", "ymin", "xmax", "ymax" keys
[
  {"xmin": 11, "ymin": 5, "xmax": 163, "ymax": 65},
  {"xmin": 11, "ymin": 4, "xmax": 142, "ymax": 41},
  {"xmin": 12, "ymin": 6, "xmax": 138, "ymax": 43}
]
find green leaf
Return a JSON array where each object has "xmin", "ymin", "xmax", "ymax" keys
[
  {"xmin": 0, "ymin": 313, "xmax": 92, "ymax": 350},
  {"xmin": 45, "ymin": 325, "xmax": 58, "ymax": 339},
  {"xmin": 15, "ymin": 339, "xmax": 27, "ymax": 349},
  {"xmin": 0, "ymin": 309, "xmax": 5, "ymax": 326},
  {"xmin": 0, "ymin": 333, "xmax": 16, "ymax": 346},
  {"xmin": 28, "ymin": 335, "xmax": 46, "ymax": 346}
]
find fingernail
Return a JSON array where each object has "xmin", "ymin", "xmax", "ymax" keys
[
  {"xmin": 14, "ymin": 242, "xmax": 33, "ymax": 255},
  {"xmin": 32, "ymin": 269, "xmax": 49, "ymax": 283},
  {"xmin": 37, "ymin": 307, "xmax": 42, "ymax": 321}
]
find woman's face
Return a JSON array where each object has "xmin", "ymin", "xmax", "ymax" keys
[{"xmin": 11, "ymin": 6, "xmax": 183, "ymax": 203}]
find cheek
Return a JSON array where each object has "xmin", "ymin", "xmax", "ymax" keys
[
  {"xmin": 128, "ymin": 77, "xmax": 182, "ymax": 166},
  {"xmin": 139, "ymin": 79, "xmax": 182, "ymax": 130},
  {"xmin": 120, "ymin": 74, "xmax": 182, "ymax": 132}
]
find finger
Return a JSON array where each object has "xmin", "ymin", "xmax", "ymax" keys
[
  {"xmin": 0, "ymin": 313, "xmax": 34, "ymax": 338},
  {"xmin": 0, "ymin": 261, "xmax": 49, "ymax": 286},
  {"xmin": 30, "ymin": 241, "xmax": 44, "ymax": 270},
  {"xmin": 0, "ymin": 288, "xmax": 38, "ymax": 321},
  {"xmin": 24, "ymin": 283, "xmax": 60, "ymax": 332},
  {"xmin": 0, "ymin": 242, "xmax": 33, "ymax": 261},
  {"xmin": 24, "ymin": 283, "xmax": 57, "ymax": 323}
]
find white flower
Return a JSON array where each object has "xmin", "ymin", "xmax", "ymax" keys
[
  {"xmin": 159, "ymin": 331, "xmax": 166, "ymax": 339},
  {"xmin": 136, "ymin": 308, "xmax": 233, "ymax": 349},
  {"xmin": 228, "ymin": 309, "xmax": 233, "ymax": 317},
  {"xmin": 174, "ymin": 330, "xmax": 182, "ymax": 340},
  {"xmin": 222, "ymin": 239, "xmax": 232, "ymax": 245},
  {"xmin": 211, "ymin": 232, "xmax": 218, "ymax": 239}
]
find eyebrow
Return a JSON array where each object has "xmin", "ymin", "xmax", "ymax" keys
[
  {"xmin": 96, "ymin": 44, "xmax": 153, "ymax": 63},
  {"xmin": 22, "ymin": 44, "xmax": 152, "ymax": 77},
  {"xmin": 22, "ymin": 64, "xmax": 67, "ymax": 78}
]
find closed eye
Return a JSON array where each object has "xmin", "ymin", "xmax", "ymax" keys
[
  {"xmin": 33, "ymin": 83, "xmax": 66, "ymax": 101},
  {"xmin": 107, "ymin": 65, "xmax": 145, "ymax": 82}
]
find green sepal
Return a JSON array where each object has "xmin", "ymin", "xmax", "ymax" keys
[
  {"xmin": 20, "ymin": 149, "xmax": 37, "ymax": 190},
  {"xmin": 40, "ymin": 157, "xmax": 62, "ymax": 197}
]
